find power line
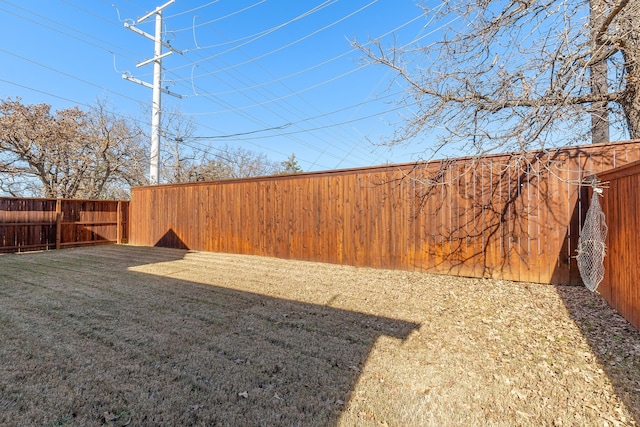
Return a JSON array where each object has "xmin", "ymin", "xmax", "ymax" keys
[
  {"xmin": 0, "ymin": 78, "xmax": 93, "ymax": 108},
  {"xmin": 208, "ymin": 101, "xmax": 417, "ymax": 141},
  {"xmin": 159, "ymin": 68, "xmax": 343, "ymax": 167},
  {"xmin": 168, "ymin": 0, "xmax": 267, "ymax": 33},
  {"xmin": 166, "ymin": 44, "xmax": 412, "ymax": 166},
  {"xmin": 1, "ymin": 1, "xmax": 432, "ymax": 171},
  {"xmin": 174, "ymin": 12, "xmax": 426, "ymax": 98},
  {"xmin": 63, "ymin": 0, "xmax": 127, "ymax": 26},
  {"xmin": 158, "ymin": 7, "xmax": 382, "ymax": 167},
  {"xmin": 164, "ymin": 0, "xmax": 375, "ymax": 75},
  {"xmin": 164, "ymin": 5, "xmax": 452, "ymax": 167},
  {"xmin": 181, "ymin": 0, "xmax": 337, "ymax": 53},
  {"xmin": 0, "ymin": 47, "xmax": 143, "ymax": 105},
  {"xmin": 0, "ymin": 1, "xmax": 138, "ymax": 59},
  {"xmin": 189, "ymin": 123, "xmax": 293, "ymax": 139},
  {"xmin": 164, "ymin": 0, "xmax": 220, "ymax": 19},
  {"xmin": 168, "ymin": 61, "xmax": 381, "ymax": 166}
]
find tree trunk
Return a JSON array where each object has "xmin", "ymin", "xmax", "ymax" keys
[
  {"xmin": 618, "ymin": 2, "xmax": 640, "ymax": 140},
  {"xmin": 590, "ymin": 60, "xmax": 610, "ymax": 143},
  {"xmin": 590, "ymin": 0, "xmax": 609, "ymax": 144},
  {"xmin": 620, "ymin": 67, "xmax": 640, "ymax": 140}
]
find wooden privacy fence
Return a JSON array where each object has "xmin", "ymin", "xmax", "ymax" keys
[
  {"xmin": 597, "ymin": 160, "xmax": 640, "ymax": 330},
  {"xmin": 130, "ymin": 140, "xmax": 640, "ymax": 285},
  {"xmin": 0, "ymin": 198, "xmax": 129, "ymax": 253}
]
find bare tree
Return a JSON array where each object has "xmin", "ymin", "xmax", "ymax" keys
[
  {"xmin": 159, "ymin": 107, "xmax": 205, "ymax": 184},
  {"xmin": 83, "ymin": 100, "xmax": 148, "ymax": 197},
  {"xmin": 156, "ymin": 108, "xmax": 287, "ymax": 183},
  {"xmin": 188, "ymin": 145, "xmax": 282, "ymax": 182},
  {"xmin": 356, "ymin": 0, "xmax": 639, "ymax": 155},
  {"xmin": 0, "ymin": 98, "xmax": 147, "ymax": 198}
]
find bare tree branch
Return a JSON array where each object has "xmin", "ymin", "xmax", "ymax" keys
[{"xmin": 355, "ymin": 0, "xmax": 639, "ymax": 154}]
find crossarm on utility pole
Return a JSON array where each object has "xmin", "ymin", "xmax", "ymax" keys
[{"xmin": 122, "ymin": 0, "xmax": 181, "ymax": 185}]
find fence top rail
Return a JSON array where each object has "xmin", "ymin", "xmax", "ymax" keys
[
  {"xmin": 0, "ymin": 197, "xmax": 129, "ymax": 203},
  {"xmin": 131, "ymin": 139, "xmax": 640, "ymax": 193},
  {"xmin": 596, "ymin": 158, "xmax": 640, "ymax": 181}
]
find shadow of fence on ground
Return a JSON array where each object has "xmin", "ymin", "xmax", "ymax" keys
[
  {"xmin": 154, "ymin": 228, "xmax": 189, "ymax": 249},
  {"xmin": 0, "ymin": 245, "xmax": 418, "ymax": 426},
  {"xmin": 555, "ymin": 285, "xmax": 640, "ymax": 424}
]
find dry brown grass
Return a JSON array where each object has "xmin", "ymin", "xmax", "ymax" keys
[{"xmin": 0, "ymin": 245, "xmax": 638, "ymax": 426}]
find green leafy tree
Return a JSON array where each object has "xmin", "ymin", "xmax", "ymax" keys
[{"xmin": 280, "ymin": 153, "xmax": 303, "ymax": 174}]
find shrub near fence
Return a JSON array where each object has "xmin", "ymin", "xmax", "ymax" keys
[
  {"xmin": 130, "ymin": 140, "xmax": 640, "ymax": 285},
  {"xmin": 0, "ymin": 198, "xmax": 129, "ymax": 253}
]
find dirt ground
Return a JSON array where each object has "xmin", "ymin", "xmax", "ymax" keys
[{"xmin": 0, "ymin": 245, "xmax": 638, "ymax": 426}]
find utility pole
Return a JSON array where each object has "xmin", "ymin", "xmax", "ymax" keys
[{"xmin": 123, "ymin": 0, "xmax": 182, "ymax": 185}]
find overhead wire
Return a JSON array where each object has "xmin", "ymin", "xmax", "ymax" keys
[
  {"xmin": 163, "ymin": 0, "xmax": 376, "ymax": 74},
  {"xmin": 184, "ymin": 65, "xmax": 369, "ymax": 111},
  {"xmin": 164, "ymin": 3, "xmax": 443, "ymax": 167},
  {"xmin": 167, "ymin": 77, "xmax": 353, "ymax": 169},
  {"xmin": 0, "ymin": 47, "xmax": 144, "ymax": 105},
  {"xmin": 169, "ymin": 0, "xmax": 267, "ymax": 33},
  {"xmin": 0, "ymin": 2, "xmax": 140, "ymax": 60},
  {"xmin": 97, "ymin": 0, "xmax": 144, "ymax": 18},
  {"xmin": 161, "ymin": 2, "xmax": 441, "ymax": 168},
  {"xmin": 175, "ymin": 12, "xmax": 425, "ymax": 91},
  {"xmin": 163, "ymin": 1, "xmax": 339, "ymax": 73},
  {"xmin": 94, "ymin": 0, "xmax": 403, "ymax": 125},
  {"xmin": 165, "ymin": 72, "xmax": 378, "ymax": 168},
  {"xmin": 202, "ymin": 101, "xmax": 418, "ymax": 141},
  {"xmin": 168, "ymin": 49, "xmax": 402, "ymax": 162},
  {"xmin": 60, "ymin": 0, "xmax": 111, "ymax": 23},
  {"xmin": 1, "ymin": 0, "xmax": 433, "ymax": 170},
  {"xmin": 178, "ymin": 11, "xmax": 427, "ymax": 106},
  {"xmin": 180, "ymin": 1, "xmax": 336, "ymax": 53},
  {"xmin": 159, "ymin": 0, "xmax": 420, "ymax": 166},
  {"xmin": 0, "ymin": 77, "xmax": 93, "ymax": 108},
  {"xmin": 188, "ymin": 89, "xmax": 401, "ymax": 119},
  {"xmin": 158, "ymin": 1, "xmax": 390, "ymax": 166},
  {"xmin": 164, "ymin": 1, "xmax": 220, "ymax": 19},
  {"xmin": 159, "ymin": 56, "xmax": 342, "ymax": 168}
]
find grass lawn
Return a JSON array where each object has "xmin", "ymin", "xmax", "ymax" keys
[{"xmin": 0, "ymin": 245, "xmax": 638, "ymax": 426}]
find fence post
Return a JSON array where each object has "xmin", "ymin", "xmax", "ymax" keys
[
  {"xmin": 117, "ymin": 201, "xmax": 122, "ymax": 244},
  {"xmin": 55, "ymin": 199, "xmax": 62, "ymax": 250}
]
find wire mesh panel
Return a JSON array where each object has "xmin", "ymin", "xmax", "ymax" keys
[{"xmin": 577, "ymin": 184, "xmax": 608, "ymax": 291}]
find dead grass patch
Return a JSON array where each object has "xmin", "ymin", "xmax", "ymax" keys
[{"xmin": 0, "ymin": 245, "xmax": 638, "ymax": 426}]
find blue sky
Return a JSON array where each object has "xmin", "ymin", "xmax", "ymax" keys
[{"xmin": 0, "ymin": 0, "xmax": 444, "ymax": 174}]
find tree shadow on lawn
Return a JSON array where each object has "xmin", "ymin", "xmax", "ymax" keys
[
  {"xmin": 555, "ymin": 284, "xmax": 640, "ymax": 424},
  {"xmin": 0, "ymin": 246, "xmax": 419, "ymax": 426}
]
